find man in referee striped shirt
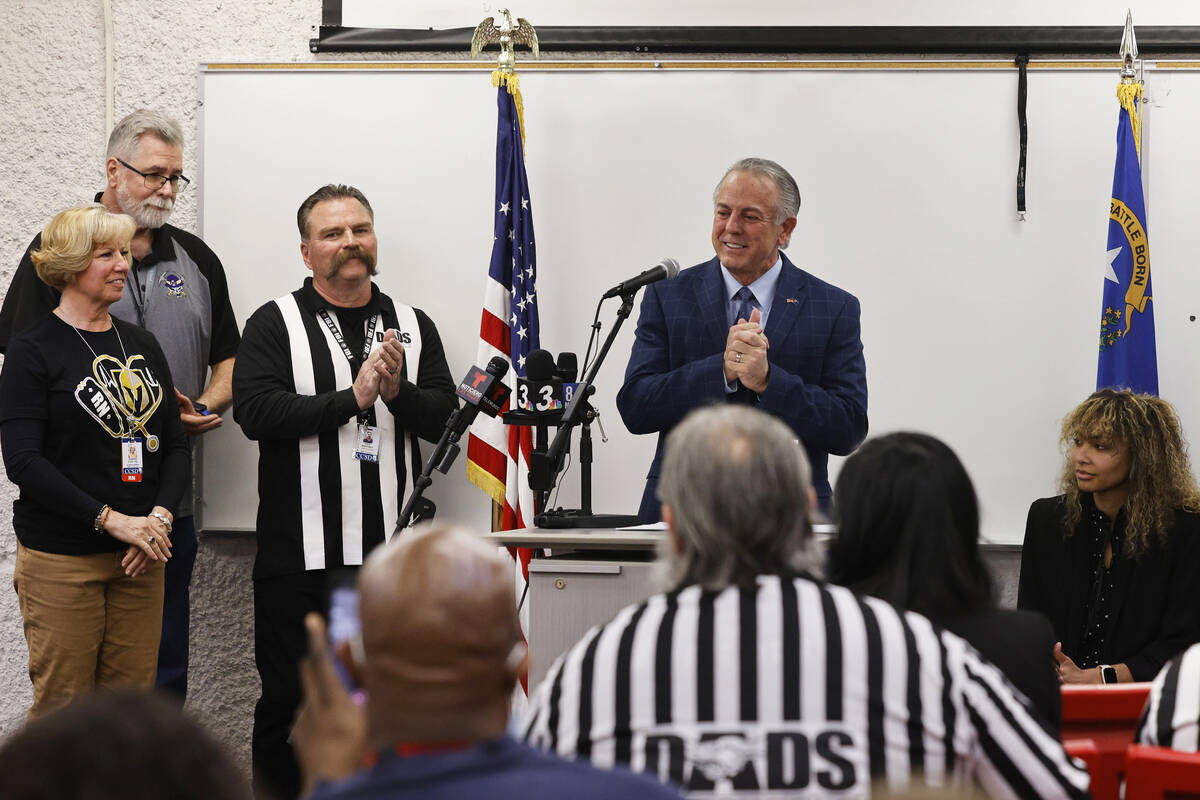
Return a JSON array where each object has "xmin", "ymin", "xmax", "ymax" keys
[
  {"xmin": 1137, "ymin": 641, "xmax": 1200, "ymax": 751},
  {"xmin": 523, "ymin": 406, "xmax": 1088, "ymax": 798},
  {"xmin": 233, "ymin": 185, "xmax": 458, "ymax": 799}
]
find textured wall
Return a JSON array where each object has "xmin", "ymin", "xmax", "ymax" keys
[{"xmin": 0, "ymin": 0, "xmax": 319, "ymax": 768}]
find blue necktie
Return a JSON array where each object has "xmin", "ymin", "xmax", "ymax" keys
[
  {"xmin": 733, "ymin": 286, "xmax": 755, "ymax": 324},
  {"xmin": 730, "ymin": 287, "xmax": 759, "ymax": 405}
]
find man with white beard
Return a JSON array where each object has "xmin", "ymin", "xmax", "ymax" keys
[{"xmin": 0, "ymin": 109, "xmax": 241, "ymax": 701}]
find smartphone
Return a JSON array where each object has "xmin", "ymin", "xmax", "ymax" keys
[{"xmin": 326, "ymin": 571, "xmax": 362, "ymax": 694}]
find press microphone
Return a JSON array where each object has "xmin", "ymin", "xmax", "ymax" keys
[
  {"xmin": 556, "ymin": 352, "xmax": 579, "ymax": 404},
  {"xmin": 400, "ymin": 356, "xmax": 511, "ymax": 523},
  {"xmin": 447, "ymin": 356, "xmax": 511, "ymax": 441},
  {"xmin": 526, "ymin": 349, "xmax": 556, "ymax": 382},
  {"xmin": 555, "ymin": 352, "xmax": 578, "ymax": 383},
  {"xmin": 601, "ymin": 258, "xmax": 681, "ymax": 299},
  {"xmin": 517, "ymin": 349, "xmax": 563, "ymax": 413}
]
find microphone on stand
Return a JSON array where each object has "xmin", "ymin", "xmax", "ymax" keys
[
  {"xmin": 600, "ymin": 258, "xmax": 681, "ymax": 299},
  {"xmin": 399, "ymin": 356, "xmax": 511, "ymax": 529},
  {"xmin": 436, "ymin": 357, "xmax": 511, "ymax": 472},
  {"xmin": 517, "ymin": 349, "xmax": 562, "ymax": 413},
  {"xmin": 556, "ymin": 351, "xmax": 579, "ymax": 404}
]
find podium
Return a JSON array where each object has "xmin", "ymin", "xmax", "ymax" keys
[
  {"xmin": 481, "ymin": 525, "xmax": 836, "ymax": 690},
  {"xmin": 484, "ymin": 527, "xmax": 1020, "ymax": 691},
  {"xmin": 481, "ymin": 528, "xmax": 663, "ymax": 689}
]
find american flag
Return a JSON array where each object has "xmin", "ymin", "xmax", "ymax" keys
[{"xmin": 466, "ymin": 73, "xmax": 540, "ymax": 640}]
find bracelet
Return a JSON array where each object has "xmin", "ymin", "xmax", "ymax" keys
[
  {"xmin": 93, "ymin": 505, "xmax": 111, "ymax": 533},
  {"xmin": 149, "ymin": 511, "xmax": 173, "ymax": 533}
]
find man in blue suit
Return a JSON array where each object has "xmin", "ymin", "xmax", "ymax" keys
[{"xmin": 616, "ymin": 157, "xmax": 868, "ymax": 521}]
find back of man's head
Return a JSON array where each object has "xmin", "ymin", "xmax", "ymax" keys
[
  {"xmin": 658, "ymin": 405, "xmax": 817, "ymax": 591},
  {"xmin": 0, "ymin": 690, "xmax": 249, "ymax": 800},
  {"xmin": 357, "ymin": 525, "xmax": 524, "ymax": 745}
]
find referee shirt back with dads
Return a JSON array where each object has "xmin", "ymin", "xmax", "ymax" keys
[{"xmin": 524, "ymin": 575, "xmax": 1089, "ymax": 799}]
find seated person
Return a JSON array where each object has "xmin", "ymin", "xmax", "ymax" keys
[
  {"xmin": 1137, "ymin": 641, "xmax": 1200, "ymax": 750},
  {"xmin": 523, "ymin": 405, "xmax": 1088, "ymax": 799},
  {"xmin": 1019, "ymin": 389, "xmax": 1200, "ymax": 684},
  {"xmin": 827, "ymin": 432, "xmax": 1060, "ymax": 730},
  {"xmin": 290, "ymin": 524, "xmax": 681, "ymax": 800},
  {"xmin": 0, "ymin": 690, "xmax": 249, "ymax": 799}
]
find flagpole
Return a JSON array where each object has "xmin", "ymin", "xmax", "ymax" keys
[{"xmin": 1096, "ymin": 10, "xmax": 1158, "ymax": 396}]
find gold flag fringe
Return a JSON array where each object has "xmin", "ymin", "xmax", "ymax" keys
[
  {"xmin": 1117, "ymin": 81, "xmax": 1143, "ymax": 163},
  {"xmin": 493, "ymin": 70, "xmax": 527, "ymax": 155}
]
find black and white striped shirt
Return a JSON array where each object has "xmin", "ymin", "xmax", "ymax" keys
[
  {"xmin": 523, "ymin": 575, "xmax": 1089, "ymax": 799},
  {"xmin": 1137, "ymin": 641, "xmax": 1200, "ymax": 751},
  {"xmin": 232, "ymin": 279, "xmax": 457, "ymax": 580}
]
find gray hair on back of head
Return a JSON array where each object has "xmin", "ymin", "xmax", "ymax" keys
[
  {"xmin": 106, "ymin": 110, "xmax": 184, "ymax": 161},
  {"xmin": 657, "ymin": 405, "xmax": 818, "ymax": 592},
  {"xmin": 713, "ymin": 157, "xmax": 801, "ymax": 226}
]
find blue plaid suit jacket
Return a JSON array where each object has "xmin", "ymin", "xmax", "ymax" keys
[{"xmin": 616, "ymin": 254, "xmax": 868, "ymax": 521}]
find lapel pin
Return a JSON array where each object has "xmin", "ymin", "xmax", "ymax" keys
[{"xmin": 786, "ymin": 297, "xmax": 799, "ymax": 304}]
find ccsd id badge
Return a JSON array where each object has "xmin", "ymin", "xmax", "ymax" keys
[
  {"xmin": 355, "ymin": 423, "xmax": 380, "ymax": 463},
  {"xmin": 121, "ymin": 436, "xmax": 144, "ymax": 483}
]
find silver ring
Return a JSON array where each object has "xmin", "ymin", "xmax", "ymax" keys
[
  {"xmin": 148, "ymin": 536, "xmax": 156, "ymax": 546},
  {"xmin": 735, "ymin": 352, "xmax": 742, "ymax": 363}
]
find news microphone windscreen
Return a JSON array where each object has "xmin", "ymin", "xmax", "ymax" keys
[
  {"xmin": 486, "ymin": 356, "xmax": 509, "ymax": 378},
  {"xmin": 455, "ymin": 362, "xmax": 511, "ymax": 417},
  {"xmin": 556, "ymin": 352, "xmax": 578, "ymax": 383},
  {"xmin": 525, "ymin": 349, "xmax": 556, "ymax": 381}
]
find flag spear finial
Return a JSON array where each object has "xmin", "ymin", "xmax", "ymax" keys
[{"xmin": 1120, "ymin": 9, "xmax": 1139, "ymax": 83}]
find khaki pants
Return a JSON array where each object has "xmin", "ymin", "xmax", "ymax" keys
[{"xmin": 13, "ymin": 543, "xmax": 164, "ymax": 718}]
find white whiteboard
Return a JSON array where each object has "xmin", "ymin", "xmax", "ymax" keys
[{"xmin": 197, "ymin": 63, "xmax": 1200, "ymax": 543}]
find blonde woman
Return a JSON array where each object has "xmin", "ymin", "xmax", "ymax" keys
[{"xmin": 0, "ymin": 205, "xmax": 189, "ymax": 716}]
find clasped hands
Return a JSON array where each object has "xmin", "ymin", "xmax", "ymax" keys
[
  {"xmin": 724, "ymin": 308, "xmax": 770, "ymax": 394},
  {"xmin": 353, "ymin": 330, "xmax": 406, "ymax": 410},
  {"xmin": 102, "ymin": 505, "xmax": 174, "ymax": 577}
]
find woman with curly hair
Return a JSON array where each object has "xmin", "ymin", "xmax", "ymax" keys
[{"xmin": 1018, "ymin": 389, "xmax": 1200, "ymax": 684}]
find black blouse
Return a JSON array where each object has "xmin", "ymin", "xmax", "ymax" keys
[{"xmin": 1017, "ymin": 494, "xmax": 1200, "ymax": 682}]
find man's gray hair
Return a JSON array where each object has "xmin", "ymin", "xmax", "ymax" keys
[
  {"xmin": 713, "ymin": 157, "xmax": 802, "ymax": 226},
  {"xmin": 106, "ymin": 110, "xmax": 184, "ymax": 161},
  {"xmin": 657, "ymin": 405, "xmax": 818, "ymax": 592}
]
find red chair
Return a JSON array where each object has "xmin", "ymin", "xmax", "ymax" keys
[
  {"xmin": 1060, "ymin": 683, "xmax": 1153, "ymax": 800},
  {"xmin": 1063, "ymin": 739, "xmax": 1107, "ymax": 799},
  {"xmin": 1124, "ymin": 744, "xmax": 1200, "ymax": 799}
]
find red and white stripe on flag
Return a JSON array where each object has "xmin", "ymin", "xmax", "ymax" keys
[{"xmin": 466, "ymin": 75, "xmax": 541, "ymax": 700}]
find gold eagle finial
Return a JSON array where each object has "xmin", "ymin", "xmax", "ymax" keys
[{"xmin": 470, "ymin": 8, "xmax": 539, "ymax": 74}]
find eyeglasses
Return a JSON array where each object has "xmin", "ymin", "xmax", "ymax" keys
[{"xmin": 116, "ymin": 158, "xmax": 191, "ymax": 194}]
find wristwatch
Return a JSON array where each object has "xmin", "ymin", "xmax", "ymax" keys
[{"xmin": 1100, "ymin": 664, "xmax": 1118, "ymax": 684}]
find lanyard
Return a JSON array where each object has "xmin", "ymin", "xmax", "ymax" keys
[
  {"xmin": 318, "ymin": 308, "xmax": 379, "ymax": 422},
  {"xmin": 317, "ymin": 308, "xmax": 378, "ymax": 365},
  {"xmin": 128, "ymin": 263, "xmax": 156, "ymax": 328}
]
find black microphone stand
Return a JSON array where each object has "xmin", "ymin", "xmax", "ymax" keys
[
  {"xmin": 532, "ymin": 291, "xmax": 640, "ymax": 529},
  {"xmin": 396, "ymin": 411, "xmax": 464, "ymax": 531}
]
